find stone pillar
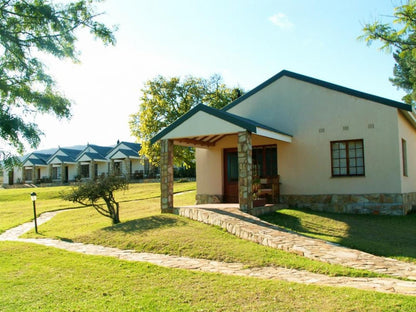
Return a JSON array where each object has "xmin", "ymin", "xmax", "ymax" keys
[
  {"xmin": 77, "ymin": 162, "xmax": 82, "ymax": 180},
  {"xmin": 125, "ymin": 157, "xmax": 131, "ymax": 180},
  {"xmin": 110, "ymin": 159, "xmax": 115, "ymax": 175},
  {"xmin": 48, "ymin": 164, "xmax": 53, "ymax": 181},
  {"xmin": 160, "ymin": 139, "xmax": 174, "ymax": 213},
  {"xmin": 32, "ymin": 166, "xmax": 38, "ymax": 183},
  {"xmin": 90, "ymin": 161, "xmax": 95, "ymax": 180},
  {"xmin": 61, "ymin": 163, "xmax": 65, "ymax": 183},
  {"xmin": 238, "ymin": 131, "xmax": 253, "ymax": 214}
]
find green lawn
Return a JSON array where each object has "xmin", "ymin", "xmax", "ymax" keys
[
  {"xmin": 1, "ymin": 241, "xmax": 415, "ymax": 312},
  {"xmin": 11, "ymin": 184, "xmax": 379, "ymax": 278},
  {"xmin": 0, "ymin": 182, "xmax": 195, "ymax": 234},
  {"xmin": 261, "ymin": 208, "xmax": 416, "ymax": 263}
]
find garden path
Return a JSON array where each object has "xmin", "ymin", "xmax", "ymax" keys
[{"xmin": 1, "ymin": 208, "xmax": 416, "ymax": 296}]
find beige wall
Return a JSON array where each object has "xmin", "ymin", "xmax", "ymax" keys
[
  {"xmin": 198, "ymin": 76, "xmax": 410, "ymax": 197},
  {"xmin": 162, "ymin": 111, "xmax": 245, "ymax": 140},
  {"xmin": 398, "ymin": 111, "xmax": 416, "ymax": 193}
]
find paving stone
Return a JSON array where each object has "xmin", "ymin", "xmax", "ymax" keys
[{"xmin": 1, "ymin": 209, "xmax": 416, "ymax": 296}]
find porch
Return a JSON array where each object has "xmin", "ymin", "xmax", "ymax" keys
[{"xmin": 151, "ymin": 104, "xmax": 292, "ymax": 215}]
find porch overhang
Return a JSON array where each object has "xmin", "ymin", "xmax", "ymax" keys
[{"xmin": 150, "ymin": 104, "xmax": 292, "ymax": 147}]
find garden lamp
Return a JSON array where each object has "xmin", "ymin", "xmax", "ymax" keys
[{"xmin": 30, "ymin": 192, "xmax": 38, "ymax": 233}]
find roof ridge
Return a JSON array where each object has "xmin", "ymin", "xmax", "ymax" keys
[{"xmin": 222, "ymin": 70, "xmax": 411, "ymax": 112}]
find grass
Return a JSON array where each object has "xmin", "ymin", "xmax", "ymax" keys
[
  {"xmin": 261, "ymin": 208, "xmax": 416, "ymax": 263},
  {"xmin": 0, "ymin": 182, "xmax": 195, "ymax": 234},
  {"xmin": 1, "ymin": 183, "xmax": 379, "ymax": 278},
  {"xmin": 1, "ymin": 241, "xmax": 416, "ymax": 312}
]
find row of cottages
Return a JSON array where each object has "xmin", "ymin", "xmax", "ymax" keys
[
  {"xmin": 152, "ymin": 70, "xmax": 416, "ymax": 216},
  {"xmin": 4, "ymin": 141, "xmax": 152, "ymax": 185}
]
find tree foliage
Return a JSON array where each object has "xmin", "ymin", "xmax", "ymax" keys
[
  {"xmin": 129, "ymin": 74, "xmax": 243, "ymax": 167},
  {"xmin": 0, "ymin": 0, "xmax": 116, "ymax": 167},
  {"xmin": 62, "ymin": 175, "xmax": 128, "ymax": 224},
  {"xmin": 361, "ymin": 1, "xmax": 416, "ymax": 105}
]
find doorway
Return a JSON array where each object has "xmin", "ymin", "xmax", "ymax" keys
[{"xmin": 223, "ymin": 145, "xmax": 277, "ymax": 203}]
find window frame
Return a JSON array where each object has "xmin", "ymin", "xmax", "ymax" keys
[
  {"xmin": 402, "ymin": 138, "xmax": 408, "ymax": 177},
  {"xmin": 330, "ymin": 139, "xmax": 365, "ymax": 177}
]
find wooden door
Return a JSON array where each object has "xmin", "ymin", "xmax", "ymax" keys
[{"xmin": 224, "ymin": 149, "xmax": 239, "ymax": 203}]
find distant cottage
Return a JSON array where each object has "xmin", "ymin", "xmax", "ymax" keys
[
  {"xmin": 3, "ymin": 141, "xmax": 156, "ymax": 185},
  {"xmin": 152, "ymin": 70, "xmax": 416, "ymax": 216}
]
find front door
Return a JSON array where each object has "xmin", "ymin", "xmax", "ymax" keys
[
  {"xmin": 224, "ymin": 149, "xmax": 238, "ymax": 202},
  {"xmin": 223, "ymin": 145, "xmax": 278, "ymax": 203}
]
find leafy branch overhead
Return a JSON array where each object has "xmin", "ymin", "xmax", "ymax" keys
[
  {"xmin": 129, "ymin": 74, "xmax": 243, "ymax": 168},
  {"xmin": 361, "ymin": 1, "xmax": 416, "ymax": 105},
  {"xmin": 0, "ymin": 0, "xmax": 116, "ymax": 163}
]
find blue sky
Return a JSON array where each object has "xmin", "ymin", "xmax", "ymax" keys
[{"xmin": 34, "ymin": 0, "xmax": 405, "ymax": 150}]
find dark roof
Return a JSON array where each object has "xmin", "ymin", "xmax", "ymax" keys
[
  {"xmin": 88, "ymin": 145, "xmax": 113, "ymax": 157},
  {"xmin": 48, "ymin": 147, "xmax": 83, "ymax": 163},
  {"xmin": 120, "ymin": 141, "xmax": 141, "ymax": 152},
  {"xmin": 114, "ymin": 149, "xmax": 139, "ymax": 158},
  {"xmin": 150, "ymin": 104, "xmax": 291, "ymax": 144},
  {"xmin": 81, "ymin": 152, "xmax": 107, "ymax": 161},
  {"xmin": 222, "ymin": 70, "xmax": 412, "ymax": 112},
  {"xmin": 32, "ymin": 152, "xmax": 53, "ymax": 163}
]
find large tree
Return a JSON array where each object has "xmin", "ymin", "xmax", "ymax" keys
[
  {"xmin": 0, "ymin": 0, "xmax": 116, "ymax": 168},
  {"xmin": 361, "ymin": 1, "xmax": 416, "ymax": 105},
  {"xmin": 129, "ymin": 75, "xmax": 243, "ymax": 168}
]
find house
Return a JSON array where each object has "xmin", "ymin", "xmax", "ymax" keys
[
  {"xmin": 75, "ymin": 144, "xmax": 113, "ymax": 180},
  {"xmin": 3, "ymin": 141, "xmax": 153, "ymax": 185},
  {"xmin": 151, "ymin": 70, "xmax": 416, "ymax": 216},
  {"xmin": 21, "ymin": 151, "xmax": 55, "ymax": 183},
  {"xmin": 106, "ymin": 141, "xmax": 149, "ymax": 179},
  {"xmin": 47, "ymin": 146, "xmax": 85, "ymax": 183}
]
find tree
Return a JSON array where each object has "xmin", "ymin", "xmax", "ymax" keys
[
  {"xmin": 0, "ymin": 0, "xmax": 116, "ymax": 168},
  {"xmin": 361, "ymin": 1, "xmax": 416, "ymax": 105},
  {"xmin": 62, "ymin": 175, "xmax": 128, "ymax": 225},
  {"xmin": 129, "ymin": 74, "xmax": 243, "ymax": 167}
]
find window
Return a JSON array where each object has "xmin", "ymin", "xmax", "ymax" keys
[
  {"xmin": 52, "ymin": 166, "xmax": 61, "ymax": 180},
  {"xmin": 252, "ymin": 145, "xmax": 277, "ymax": 178},
  {"xmin": 402, "ymin": 139, "xmax": 408, "ymax": 177},
  {"xmin": 81, "ymin": 164, "xmax": 89, "ymax": 178},
  {"xmin": 331, "ymin": 139, "xmax": 365, "ymax": 177}
]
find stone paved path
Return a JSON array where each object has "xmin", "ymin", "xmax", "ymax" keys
[
  {"xmin": 1, "ymin": 209, "xmax": 416, "ymax": 296},
  {"xmin": 177, "ymin": 205, "xmax": 416, "ymax": 281}
]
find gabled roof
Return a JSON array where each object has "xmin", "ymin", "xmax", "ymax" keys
[
  {"xmin": 75, "ymin": 144, "xmax": 113, "ymax": 162},
  {"xmin": 150, "ymin": 104, "xmax": 292, "ymax": 145},
  {"xmin": 222, "ymin": 70, "xmax": 412, "ymax": 112},
  {"xmin": 47, "ymin": 147, "xmax": 84, "ymax": 164},
  {"xmin": 22, "ymin": 152, "xmax": 53, "ymax": 166},
  {"xmin": 106, "ymin": 141, "xmax": 141, "ymax": 159},
  {"xmin": 88, "ymin": 144, "xmax": 113, "ymax": 157}
]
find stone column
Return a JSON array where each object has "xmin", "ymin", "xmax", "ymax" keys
[
  {"xmin": 90, "ymin": 161, "xmax": 95, "ymax": 180},
  {"xmin": 48, "ymin": 164, "xmax": 53, "ymax": 181},
  {"xmin": 125, "ymin": 157, "xmax": 131, "ymax": 180},
  {"xmin": 110, "ymin": 159, "xmax": 115, "ymax": 176},
  {"xmin": 238, "ymin": 131, "xmax": 253, "ymax": 214},
  {"xmin": 160, "ymin": 139, "xmax": 174, "ymax": 213},
  {"xmin": 77, "ymin": 162, "xmax": 81, "ymax": 178},
  {"xmin": 32, "ymin": 165, "xmax": 37, "ymax": 183},
  {"xmin": 61, "ymin": 163, "xmax": 65, "ymax": 184}
]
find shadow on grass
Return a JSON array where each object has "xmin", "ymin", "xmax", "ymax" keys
[
  {"xmin": 102, "ymin": 215, "xmax": 187, "ymax": 234},
  {"xmin": 261, "ymin": 208, "xmax": 416, "ymax": 261}
]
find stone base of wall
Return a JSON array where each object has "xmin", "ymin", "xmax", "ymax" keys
[
  {"xmin": 280, "ymin": 193, "xmax": 416, "ymax": 216},
  {"xmin": 196, "ymin": 194, "xmax": 223, "ymax": 205}
]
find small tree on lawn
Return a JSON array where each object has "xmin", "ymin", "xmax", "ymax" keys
[{"xmin": 63, "ymin": 175, "xmax": 128, "ymax": 224}]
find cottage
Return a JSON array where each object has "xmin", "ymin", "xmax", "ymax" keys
[
  {"xmin": 152, "ymin": 70, "xmax": 416, "ymax": 215},
  {"xmin": 3, "ymin": 141, "xmax": 152, "ymax": 185}
]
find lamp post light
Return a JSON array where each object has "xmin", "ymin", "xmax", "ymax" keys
[{"xmin": 30, "ymin": 192, "xmax": 38, "ymax": 234}]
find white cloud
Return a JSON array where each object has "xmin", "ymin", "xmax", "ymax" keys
[{"xmin": 268, "ymin": 13, "xmax": 294, "ymax": 30}]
